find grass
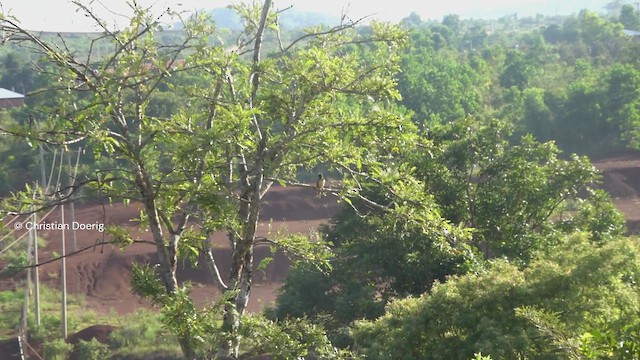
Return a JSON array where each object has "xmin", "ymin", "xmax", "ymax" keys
[
  {"xmin": 0, "ymin": 288, "xmax": 24, "ymax": 339},
  {"xmin": 0, "ymin": 283, "xmax": 184, "ymax": 358},
  {"xmin": 25, "ymin": 284, "xmax": 99, "ymax": 343},
  {"xmin": 107, "ymin": 309, "xmax": 183, "ymax": 358},
  {"xmin": 0, "ymin": 234, "xmax": 47, "ymax": 262}
]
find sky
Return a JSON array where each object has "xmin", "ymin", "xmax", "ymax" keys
[{"xmin": 0, "ymin": 0, "xmax": 612, "ymax": 32}]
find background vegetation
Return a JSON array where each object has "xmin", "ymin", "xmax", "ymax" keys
[{"xmin": 1, "ymin": 1, "xmax": 640, "ymax": 359}]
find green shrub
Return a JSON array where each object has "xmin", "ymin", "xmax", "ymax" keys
[
  {"xmin": 108, "ymin": 309, "xmax": 182, "ymax": 357},
  {"xmin": 42, "ymin": 338, "xmax": 73, "ymax": 360},
  {"xmin": 109, "ymin": 310, "xmax": 166, "ymax": 349},
  {"xmin": 28, "ymin": 314, "xmax": 62, "ymax": 343},
  {"xmin": 0, "ymin": 289, "xmax": 23, "ymax": 337},
  {"xmin": 74, "ymin": 338, "xmax": 111, "ymax": 360}
]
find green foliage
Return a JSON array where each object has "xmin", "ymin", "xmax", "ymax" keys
[
  {"xmin": 1, "ymin": 252, "xmax": 28, "ymax": 277},
  {"xmin": 517, "ymin": 303, "xmax": 640, "ymax": 359},
  {"xmin": 352, "ymin": 233, "xmax": 640, "ymax": 359},
  {"xmin": 131, "ymin": 263, "xmax": 168, "ymax": 305},
  {"xmin": 274, "ymin": 186, "xmax": 475, "ymax": 334},
  {"xmin": 108, "ymin": 310, "xmax": 176, "ymax": 350},
  {"xmin": 106, "ymin": 225, "xmax": 135, "ymax": 250},
  {"xmin": 131, "ymin": 262, "xmax": 234, "ymax": 356},
  {"xmin": 276, "ymin": 116, "xmax": 604, "ymax": 348},
  {"xmin": 472, "ymin": 353, "xmax": 494, "ymax": 360},
  {"xmin": 420, "ymin": 117, "xmax": 599, "ymax": 261},
  {"xmin": 0, "ymin": 110, "xmax": 38, "ymax": 195},
  {"xmin": 399, "ymin": 8, "xmax": 637, "ymax": 156},
  {"xmin": 578, "ymin": 319, "xmax": 640, "ymax": 359},
  {"xmin": 0, "ymin": 284, "xmax": 98, "ymax": 342},
  {"xmin": 619, "ymin": 4, "xmax": 640, "ymax": 31},
  {"xmin": 4, "ymin": 2, "xmax": 640, "ymax": 359},
  {"xmin": 1, "ymin": 2, "xmax": 415, "ymax": 356},
  {"xmin": 42, "ymin": 338, "xmax": 73, "ymax": 360},
  {"xmin": 29, "ymin": 315, "xmax": 63, "ymax": 344},
  {"xmin": 398, "ymin": 36, "xmax": 482, "ymax": 125},
  {"xmin": 158, "ymin": 286, "xmax": 226, "ymax": 356},
  {"xmin": 271, "ymin": 261, "xmax": 334, "ymax": 319},
  {"xmin": 558, "ymin": 189, "xmax": 626, "ymax": 243},
  {"xmin": 0, "ymin": 289, "xmax": 23, "ymax": 338},
  {"xmin": 240, "ymin": 316, "xmax": 352, "ymax": 359},
  {"xmin": 500, "ymin": 50, "xmax": 536, "ymax": 90},
  {"xmin": 73, "ymin": 338, "xmax": 111, "ymax": 360}
]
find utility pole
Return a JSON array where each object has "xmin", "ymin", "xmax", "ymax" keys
[
  {"xmin": 61, "ymin": 197, "xmax": 67, "ymax": 339},
  {"xmin": 33, "ymin": 129, "xmax": 49, "ymax": 327},
  {"xmin": 33, "ymin": 144, "xmax": 49, "ymax": 327},
  {"xmin": 32, "ymin": 201, "xmax": 40, "ymax": 326},
  {"xmin": 25, "ymin": 214, "xmax": 32, "ymax": 325},
  {"xmin": 67, "ymin": 150, "xmax": 78, "ymax": 252},
  {"xmin": 57, "ymin": 148, "xmax": 68, "ymax": 340}
]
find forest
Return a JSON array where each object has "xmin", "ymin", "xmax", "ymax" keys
[{"xmin": 1, "ymin": 0, "xmax": 640, "ymax": 359}]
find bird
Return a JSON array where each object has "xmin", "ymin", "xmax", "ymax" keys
[{"xmin": 316, "ymin": 173, "xmax": 326, "ymax": 197}]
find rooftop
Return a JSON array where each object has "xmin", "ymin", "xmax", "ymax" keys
[{"xmin": 0, "ymin": 88, "xmax": 25, "ymax": 99}]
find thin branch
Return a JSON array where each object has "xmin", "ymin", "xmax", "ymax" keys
[
  {"xmin": 5, "ymin": 176, "xmax": 121, "ymax": 216},
  {"xmin": 0, "ymin": 126, "xmax": 87, "ymax": 146},
  {"xmin": 202, "ymin": 242, "xmax": 229, "ymax": 292},
  {"xmin": 248, "ymin": 0, "xmax": 272, "ymax": 143},
  {"xmin": 8, "ymin": 240, "xmax": 156, "ymax": 273},
  {"xmin": 283, "ymin": 15, "xmax": 369, "ymax": 52}
]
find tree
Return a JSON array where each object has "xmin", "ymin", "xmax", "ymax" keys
[
  {"xmin": 418, "ymin": 118, "xmax": 599, "ymax": 262},
  {"xmin": 1, "ymin": 1, "xmax": 413, "ymax": 358},
  {"xmin": 352, "ymin": 232, "xmax": 640, "ymax": 359},
  {"xmin": 619, "ymin": 4, "xmax": 640, "ymax": 30},
  {"xmin": 275, "ymin": 116, "xmax": 602, "ymax": 345},
  {"xmin": 500, "ymin": 50, "xmax": 535, "ymax": 91},
  {"xmin": 273, "ymin": 193, "xmax": 473, "ymax": 339},
  {"xmin": 603, "ymin": 63, "xmax": 640, "ymax": 149},
  {"xmin": 442, "ymin": 14, "xmax": 461, "ymax": 35},
  {"xmin": 398, "ymin": 32, "xmax": 482, "ymax": 126},
  {"xmin": 519, "ymin": 87, "xmax": 554, "ymax": 142}
]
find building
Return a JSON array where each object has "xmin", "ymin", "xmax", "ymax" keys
[
  {"xmin": 623, "ymin": 29, "xmax": 640, "ymax": 37},
  {"xmin": 0, "ymin": 88, "xmax": 25, "ymax": 108}
]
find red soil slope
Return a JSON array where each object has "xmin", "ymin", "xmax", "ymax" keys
[
  {"xmin": 5, "ymin": 153, "xmax": 640, "ymax": 346},
  {"xmin": 3, "ymin": 186, "xmax": 340, "ymax": 315},
  {"xmin": 593, "ymin": 152, "xmax": 640, "ymax": 233}
]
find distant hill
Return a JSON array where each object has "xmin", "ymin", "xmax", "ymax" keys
[
  {"xmin": 456, "ymin": 0, "xmax": 617, "ymax": 20},
  {"xmin": 177, "ymin": 7, "xmax": 340, "ymax": 31}
]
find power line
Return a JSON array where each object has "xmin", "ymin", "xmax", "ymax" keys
[{"xmin": 0, "ymin": 205, "xmax": 58, "ymax": 256}]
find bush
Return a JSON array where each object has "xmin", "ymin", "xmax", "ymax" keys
[
  {"xmin": 108, "ymin": 310, "xmax": 182, "ymax": 358},
  {"xmin": 74, "ymin": 338, "xmax": 111, "ymax": 360},
  {"xmin": 108, "ymin": 310, "xmax": 166, "ymax": 349},
  {"xmin": 42, "ymin": 338, "xmax": 73, "ymax": 360},
  {"xmin": 28, "ymin": 315, "xmax": 62, "ymax": 343},
  {"xmin": 0, "ymin": 289, "xmax": 23, "ymax": 336}
]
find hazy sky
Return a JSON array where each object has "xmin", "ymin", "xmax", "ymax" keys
[{"xmin": 0, "ymin": 0, "xmax": 611, "ymax": 32}]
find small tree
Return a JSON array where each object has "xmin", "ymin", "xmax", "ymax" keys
[
  {"xmin": 1, "ymin": 1, "xmax": 415, "ymax": 358},
  {"xmin": 352, "ymin": 233, "xmax": 640, "ymax": 359}
]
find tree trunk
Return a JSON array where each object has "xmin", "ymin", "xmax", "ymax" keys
[
  {"xmin": 218, "ymin": 1, "xmax": 270, "ymax": 356},
  {"xmin": 135, "ymin": 164, "xmax": 198, "ymax": 359},
  {"xmin": 219, "ymin": 172, "xmax": 262, "ymax": 358}
]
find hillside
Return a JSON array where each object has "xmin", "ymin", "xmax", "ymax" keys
[
  {"xmin": 1, "ymin": 185, "xmax": 340, "ymax": 315},
  {"xmin": 593, "ymin": 152, "xmax": 640, "ymax": 233},
  {"xmin": 1, "ymin": 153, "xmax": 639, "ymax": 316}
]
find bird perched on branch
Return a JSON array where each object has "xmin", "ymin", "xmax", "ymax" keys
[{"xmin": 316, "ymin": 173, "xmax": 326, "ymax": 197}]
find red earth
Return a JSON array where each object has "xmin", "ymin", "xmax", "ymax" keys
[
  {"xmin": 4, "ymin": 153, "xmax": 640, "ymax": 349},
  {"xmin": 593, "ymin": 152, "xmax": 640, "ymax": 232},
  {"xmin": 2, "ymin": 185, "xmax": 340, "ymax": 316}
]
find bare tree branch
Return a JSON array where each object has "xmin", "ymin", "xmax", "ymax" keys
[{"xmin": 6, "ymin": 239, "xmax": 156, "ymax": 273}]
